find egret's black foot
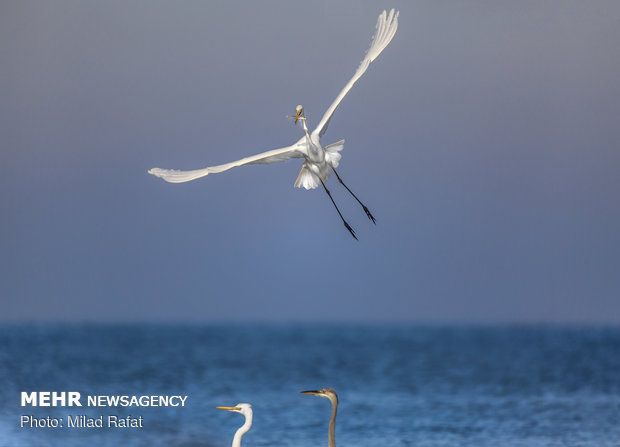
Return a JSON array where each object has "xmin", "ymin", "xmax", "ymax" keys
[
  {"xmin": 344, "ymin": 221, "xmax": 358, "ymax": 240},
  {"xmin": 363, "ymin": 206, "xmax": 376, "ymax": 225}
]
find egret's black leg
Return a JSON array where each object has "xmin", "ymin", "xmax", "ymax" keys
[
  {"xmin": 320, "ymin": 179, "xmax": 357, "ymax": 240},
  {"xmin": 331, "ymin": 167, "xmax": 376, "ymax": 224}
]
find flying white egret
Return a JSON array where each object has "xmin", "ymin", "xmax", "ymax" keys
[
  {"xmin": 301, "ymin": 388, "xmax": 339, "ymax": 447},
  {"xmin": 149, "ymin": 9, "xmax": 399, "ymax": 239},
  {"xmin": 216, "ymin": 403, "xmax": 253, "ymax": 447}
]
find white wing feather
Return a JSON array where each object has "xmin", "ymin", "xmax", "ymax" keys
[
  {"xmin": 149, "ymin": 10, "xmax": 397, "ymax": 186},
  {"xmin": 312, "ymin": 9, "xmax": 399, "ymax": 138},
  {"xmin": 149, "ymin": 144, "xmax": 303, "ymax": 183}
]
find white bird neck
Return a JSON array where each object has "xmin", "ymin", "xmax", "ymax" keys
[
  {"xmin": 231, "ymin": 412, "xmax": 252, "ymax": 447},
  {"xmin": 301, "ymin": 119, "xmax": 323, "ymax": 161},
  {"xmin": 301, "ymin": 120, "xmax": 313, "ymax": 144}
]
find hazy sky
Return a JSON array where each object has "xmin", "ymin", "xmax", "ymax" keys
[{"xmin": 2, "ymin": 1, "xmax": 619, "ymax": 323}]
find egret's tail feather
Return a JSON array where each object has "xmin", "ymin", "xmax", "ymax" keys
[
  {"xmin": 293, "ymin": 140, "xmax": 344, "ymax": 189},
  {"xmin": 294, "ymin": 164, "xmax": 321, "ymax": 190},
  {"xmin": 148, "ymin": 167, "xmax": 212, "ymax": 183}
]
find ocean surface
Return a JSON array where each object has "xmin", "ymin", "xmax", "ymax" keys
[{"xmin": 0, "ymin": 324, "xmax": 619, "ymax": 447}]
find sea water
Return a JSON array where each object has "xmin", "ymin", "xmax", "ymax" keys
[{"xmin": 0, "ymin": 324, "xmax": 619, "ymax": 446}]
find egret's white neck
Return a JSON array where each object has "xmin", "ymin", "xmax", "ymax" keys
[
  {"xmin": 231, "ymin": 412, "xmax": 252, "ymax": 447},
  {"xmin": 301, "ymin": 118, "xmax": 311, "ymax": 140},
  {"xmin": 301, "ymin": 118, "xmax": 322, "ymax": 158}
]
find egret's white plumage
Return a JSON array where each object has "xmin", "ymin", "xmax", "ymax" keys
[
  {"xmin": 149, "ymin": 9, "xmax": 399, "ymax": 189},
  {"xmin": 149, "ymin": 9, "xmax": 399, "ymax": 238},
  {"xmin": 216, "ymin": 403, "xmax": 253, "ymax": 447}
]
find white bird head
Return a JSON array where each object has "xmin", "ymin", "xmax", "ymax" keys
[
  {"xmin": 216, "ymin": 403, "xmax": 253, "ymax": 418},
  {"xmin": 294, "ymin": 105, "xmax": 304, "ymax": 124}
]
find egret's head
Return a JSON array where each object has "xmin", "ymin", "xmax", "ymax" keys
[
  {"xmin": 216, "ymin": 403, "xmax": 253, "ymax": 417},
  {"xmin": 294, "ymin": 105, "xmax": 304, "ymax": 124},
  {"xmin": 301, "ymin": 387, "xmax": 338, "ymax": 404}
]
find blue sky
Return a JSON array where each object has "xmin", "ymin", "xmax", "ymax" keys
[{"xmin": 2, "ymin": 1, "xmax": 619, "ymax": 323}]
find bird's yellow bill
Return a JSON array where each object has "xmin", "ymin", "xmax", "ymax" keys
[
  {"xmin": 300, "ymin": 390, "xmax": 320, "ymax": 395},
  {"xmin": 216, "ymin": 406, "xmax": 240, "ymax": 411},
  {"xmin": 294, "ymin": 109, "xmax": 303, "ymax": 124}
]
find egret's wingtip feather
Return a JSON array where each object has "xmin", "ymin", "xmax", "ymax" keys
[
  {"xmin": 312, "ymin": 9, "xmax": 399, "ymax": 138},
  {"xmin": 147, "ymin": 167, "xmax": 212, "ymax": 183}
]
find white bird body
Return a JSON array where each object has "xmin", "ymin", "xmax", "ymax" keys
[{"xmin": 149, "ymin": 9, "xmax": 399, "ymax": 191}]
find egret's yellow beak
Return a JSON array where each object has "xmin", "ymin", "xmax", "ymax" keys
[
  {"xmin": 216, "ymin": 406, "xmax": 240, "ymax": 412},
  {"xmin": 294, "ymin": 108, "xmax": 303, "ymax": 124}
]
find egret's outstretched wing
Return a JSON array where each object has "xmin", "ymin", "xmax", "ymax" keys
[
  {"xmin": 148, "ymin": 144, "xmax": 304, "ymax": 183},
  {"xmin": 312, "ymin": 9, "xmax": 399, "ymax": 139}
]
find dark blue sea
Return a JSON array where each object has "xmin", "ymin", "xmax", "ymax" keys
[{"xmin": 1, "ymin": 324, "xmax": 619, "ymax": 447}]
